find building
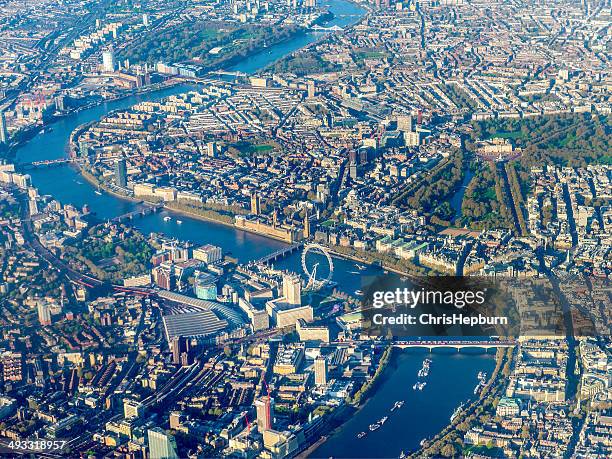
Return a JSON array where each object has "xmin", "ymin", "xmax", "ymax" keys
[
  {"xmin": 254, "ymin": 396, "xmax": 274, "ymax": 431},
  {"xmin": 296, "ymin": 319, "xmax": 329, "ymax": 342},
  {"xmin": 314, "ymin": 355, "xmax": 328, "ymax": 386},
  {"xmin": 171, "ymin": 336, "xmax": 192, "ymax": 366},
  {"xmin": 152, "ymin": 264, "xmax": 175, "ymax": 290},
  {"xmin": 250, "ymin": 192, "xmax": 261, "ymax": 215},
  {"xmin": 266, "ymin": 301, "xmax": 313, "ymax": 328},
  {"xmin": 37, "ymin": 301, "xmax": 52, "ymax": 326},
  {"xmin": 238, "ymin": 298, "xmax": 269, "ymax": 331},
  {"xmin": 123, "ymin": 399, "xmax": 144, "ymax": 419},
  {"xmin": 206, "ymin": 141, "xmax": 218, "ymax": 157},
  {"xmin": 102, "ymin": 49, "xmax": 116, "ymax": 72},
  {"xmin": 142, "ymin": 13, "xmax": 149, "ymax": 26},
  {"xmin": 273, "ymin": 344, "xmax": 304, "ymax": 375},
  {"xmin": 0, "ymin": 352, "xmax": 22, "ymax": 382},
  {"xmin": 194, "ymin": 272, "xmax": 218, "ymax": 300},
  {"xmin": 282, "ymin": 274, "xmax": 301, "ymax": 306},
  {"xmin": 162, "ymin": 311, "xmax": 227, "ymax": 342},
  {"xmin": 114, "ymin": 159, "xmax": 127, "ymax": 188},
  {"xmin": 0, "ymin": 111, "xmax": 7, "ymax": 144},
  {"xmin": 192, "ymin": 244, "xmax": 222, "ymax": 264},
  {"xmin": 148, "ymin": 428, "xmax": 179, "ymax": 459}
]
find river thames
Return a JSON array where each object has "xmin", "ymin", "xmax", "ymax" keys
[{"xmin": 13, "ymin": 1, "xmax": 496, "ymax": 456}]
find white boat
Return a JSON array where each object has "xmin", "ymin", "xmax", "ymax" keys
[
  {"xmin": 94, "ymin": 190, "xmax": 102, "ymax": 196},
  {"xmin": 354, "ymin": 290, "xmax": 363, "ymax": 296},
  {"xmin": 379, "ymin": 416, "xmax": 388, "ymax": 425},
  {"xmin": 390, "ymin": 400, "xmax": 405, "ymax": 412},
  {"xmin": 357, "ymin": 431, "xmax": 366, "ymax": 439},
  {"xmin": 356, "ymin": 264, "xmax": 366, "ymax": 270},
  {"xmin": 177, "ymin": 220, "xmax": 183, "ymax": 225},
  {"xmin": 163, "ymin": 216, "xmax": 171, "ymax": 222},
  {"xmin": 369, "ymin": 423, "xmax": 380, "ymax": 431}
]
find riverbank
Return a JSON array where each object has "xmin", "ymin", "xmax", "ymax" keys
[{"xmin": 298, "ymin": 345, "xmax": 394, "ymax": 459}]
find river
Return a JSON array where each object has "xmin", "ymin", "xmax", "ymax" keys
[
  {"xmin": 12, "ymin": 1, "xmax": 495, "ymax": 456},
  {"xmin": 312, "ymin": 349, "xmax": 496, "ymax": 458}
]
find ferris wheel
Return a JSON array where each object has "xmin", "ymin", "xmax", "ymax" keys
[{"xmin": 301, "ymin": 243, "xmax": 334, "ymax": 291}]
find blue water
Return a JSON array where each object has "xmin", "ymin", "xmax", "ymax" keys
[{"xmin": 312, "ymin": 349, "xmax": 496, "ymax": 458}]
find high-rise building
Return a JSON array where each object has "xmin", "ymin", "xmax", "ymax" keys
[
  {"xmin": 123, "ymin": 399, "xmax": 144, "ymax": 419},
  {"xmin": 314, "ymin": 355, "xmax": 328, "ymax": 386},
  {"xmin": 142, "ymin": 13, "xmax": 150, "ymax": 27},
  {"xmin": 148, "ymin": 428, "xmax": 179, "ymax": 459},
  {"xmin": 206, "ymin": 141, "xmax": 218, "ymax": 157},
  {"xmin": 102, "ymin": 49, "xmax": 116, "ymax": 72},
  {"xmin": 250, "ymin": 192, "xmax": 261, "ymax": 215},
  {"xmin": 37, "ymin": 302, "xmax": 51, "ymax": 326},
  {"xmin": 254, "ymin": 396, "xmax": 274, "ymax": 432},
  {"xmin": 0, "ymin": 111, "xmax": 8, "ymax": 144},
  {"xmin": 282, "ymin": 274, "xmax": 301, "ymax": 306},
  {"xmin": 78, "ymin": 140, "xmax": 90, "ymax": 157},
  {"xmin": 115, "ymin": 159, "xmax": 127, "ymax": 187},
  {"xmin": 171, "ymin": 336, "xmax": 192, "ymax": 366},
  {"xmin": 29, "ymin": 198, "xmax": 39, "ymax": 216},
  {"xmin": 307, "ymin": 80, "xmax": 316, "ymax": 98}
]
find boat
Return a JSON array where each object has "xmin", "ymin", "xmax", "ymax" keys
[
  {"xmin": 390, "ymin": 400, "xmax": 405, "ymax": 412},
  {"xmin": 369, "ymin": 423, "xmax": 380, "ymax": 431},
  {"xmin": 177, "ymin": 220, "xmax": 183, "ymax": 225},
  {"xmin": 357, "ymin": 432, "xmax": 366, "ymax": 439},
  {"xmin": 94, "ymin": 190, "xmax": 102, "ymax": 196},
  {"xmin": 354, "ymin": 290, "xmax": 363, "ymax": 296},
  {"xmin": 420, "ymin": 439, "xmax": 427, "ymax": 447},
  {"xmin": 379, "ymin": 416, "xmax": 388, "ymax": 425},
  {"xmin": 450, "ymin": 402, "xmax": 465, "ymax": 422},
  {"xmin": 413, "ymin": 383, "xmax": 418, "ymax": 390},
  {"xmin": 349, "ymin": 271, "xmax": 360, "ymax": 274},
  {"xmin": 399, "ymin": 451, "xmax": 406, "ymax": 459},
  {"xmin": 163, "ymin": 216, "xmax": 171, "ymax": 222},
  {"xmin": 356, "ymin": 264, "xmax": 366, "ymax": 270},
  {"xmin": 418, "ymin": 382, "xmax": 426, "ymax": 390}
]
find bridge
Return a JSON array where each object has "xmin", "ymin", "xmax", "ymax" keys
[
  {"xmin": 210, "ymin": 70, "xmax": 248, "ymax": 78},
  {"xmin": 111, "ymin": 203, "xmax": 164, "ymax": 223},
  {"xmin": 256, "ymin": 242, "xmax": 303, "ymax": 264},
  {"xmin": 393, "ymin": 339, "xmax": 516, "ymax": 351},
  {"xmin": 22, "ymin": 158, "xmax": 78, "ymax": 169},
  {"xmin": 310, "ymin": 24, "xmax": 343, "ymax": 31}
]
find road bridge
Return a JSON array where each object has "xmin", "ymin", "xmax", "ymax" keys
[
  {"xmin": 111, "ymin": 203, "xmax": 164, "ymax": 223},
  {"xmin": 256, "ymin": 242, "xmax": 303, "ymax": 264},
  {"xmin": 393, "ymin": 339, "xmax": 516, "ymax": 351}
]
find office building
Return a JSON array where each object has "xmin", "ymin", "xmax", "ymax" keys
[
  {"xmin": 255, "ymin": 396, "xmax": 274, "ymax": 431},
  {"xmin": 148, "ymin": 428, "xmax": 179, "ymax": 459},
  {"xmin": 115, "ymin": 158, "xmax": 127, "ymax": 187},
  {"xmin": 282, "ymin": 274, "xmax": 301, "ymax": 306},
  {"xmin": 206, "ymin": 141, "xmax": 218, "ymax": 157},
  {"xmin": 192, "ymin": 244, "xmax": 222, "ymax": 264},
  {"xmin": 171, "ymin": 336, "xmax": 192, "ymax": 366},
  {"xmin": 37, "ymin": 301, "xmax": 51, "ymax": 326},
  {"xmin": 123, "ymin": 399, "xmax": 144, "ymax": 419},
  {"xmin": 102, "ymin": 49, "xmax": 116, "ymax": 72},
  {"xmin": 194, "ymin": 272, "xmax": 218, "ymax": 300},
  {"xmin": 314, "ymin": 355, "xmax": 328, "ymax": 386}
]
